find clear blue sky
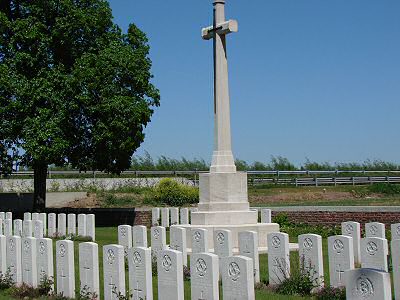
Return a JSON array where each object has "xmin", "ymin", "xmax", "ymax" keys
[{"xmin": 108, "ymin": 0, "xmax": 400, "ymax": 165}]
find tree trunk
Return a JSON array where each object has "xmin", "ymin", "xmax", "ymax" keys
[{"xmin": 33, "ymin": 162, "xmax": 47, "ymax": 211}]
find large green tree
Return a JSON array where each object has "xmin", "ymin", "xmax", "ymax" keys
[{"xmin": 0, "ymin": 0, "xmax": 160, "ymax": 210}]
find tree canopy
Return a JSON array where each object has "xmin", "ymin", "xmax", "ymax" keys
[{"xmin": 0, "ymin": 0, "xmax": 160, "ymax": 208}]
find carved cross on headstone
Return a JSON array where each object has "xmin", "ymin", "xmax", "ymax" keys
[
  {"xmin": 23, "ymin": 263, "xmax": 31, "ymax": 282},
  {"xmin": 59, "ymin": 268, "xmax": 68, "ymax": 291},
  {"xmin": 199, "ymin": 290, "xmax": 206, "ymax": 300},
  {"xmin": 335, "ymin": 264, "xmax": 345, "ymax": 285},
  {"xmin": 109, "ymin": 275, "xmax": 115, "ymax": 299},
  {"xmin": 82, "ymin": 260, "xmax": 91, "ymax": 286},
  {"xmin": 133, "ymin": 281, "xmax": 142, "ymax": 300}
]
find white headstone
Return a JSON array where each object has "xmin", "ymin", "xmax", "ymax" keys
[
  {"xmin": 170, "ymin": 208, "xmax": 179, "ymax": 225},
  {"xmin": 4, "ymin": 219, "xmax": 12, "ymax": 236},
  {"xmin": 86, "ymin": 214, "xmax": 95, "ymax": 241},
  {"xmin": 152, "ymin": 208, "xmax": 160, "ymax": 226},
  {"xmin": 118, "ymin": 225, "xmax": 132, "ymax": 257},
  {"xmin": 161, "ymin": 208, "xmax": 169, "ymax": 228},
  {"xmin": 342, "ymin": 221, "xmax": 361, "ymax": 264},
  {"xmin": 0, "ymin": 235, "xmax": 6, "ymax": 275},
  {"xmin": 328, "ymin": 235, "xmax": 355, "ymax": 288},
  {"xmin": 103, "ymin": 244, "xmax": 125, "ymax": 300},
  {"xmin": 391, "ymin": 223, "xmax": 400, "ymax": 240},
  {"xmin": 24, "ymin": 212, "xmax": 31, "ymax": 221},
  {"xmin": 221, "ymin": 256, "xmax": 255, "ymax": 300},
  {"xmin": 261, "ymin": 208, "xmax": 272, "ymax": 223},
  {"xmin": 5, "ymin": 212, "xmax": 12, "ymax": 220},
  {"xmin": 191, "ymin": 253, "xmax": 219, "ymax": 300},
  {"xmin": 37, "ymin": 238, "xmax": 54, "ymax": 285},
  {"xmin": 298, "ymin": 234, "xmax": 324, "ymax": 289},
  {"xmin": 13, "ymin": 219, "xmax": 23, "ymax": 237},
  {"xmin": 67, "ymin": 213, "xmax": 76, "ymax": 236},
  {"xmin": 48, "ymin": 213, "xmax": 57, "ymax": 237},
  {"xmin": 180, "ymin": 208, "xmax": 189, "ymax": 225},
  {"xmin": 6, "ymin": 236, "xmax": 22, "ymax": 284},
  {"xmin": 22, "ymin": 237, "xmax": 37, "ymax": 287},
  {"xmin": 39, "ymin": 213, "xmax": 47, "ymax": 236},
  {"xmin": 391, "ymin": 239, "xmax": 400, "ymax": 300},
  {"xmin": 239, "ymin": 230, "xmax": 260, "ymax": 283},
  {"xmin": 33, "ymin": 220, "xmax": 44, "ymax": 238},
  {"xmin": 345, "ymin": 268, "xmax": 392, "ymax": 300},
  {"xmin": 151, "ymin": 226, "xmax": 166, "ymax": 260},
  {"xmin": 56, "ymin": 240, "xmax": 75, "ymax": 298},
  {"xmin": 79, "ymin": 242, "xmax": 100, "ymax": 298},
  {"xmin": 170, "ymin": 226, "xmax": 187, "ymax": 266},
  {"xmin": 267, "ymin": 232, "xmax": 290, "ymax": 286},
  {"xmin": 192, "ymin": 228, "xmax": 208, "ymax": 254},
  {"xmin": 157, "ymin": 249, "xmax": 184, "ymax": 300},
  {"xmin": 365, "ymin": 222, "xmax": 385, "ymax": 239},
  {"xmin": 0, "ymin": 212, "xmax": 4, "ymax": 220},
  {"xmin": 58, "ymin": 213, "xmax": 67, "ymax": 236},
  {"xmin": 361, "ymin": 237, "xmax": 388, "ymax": 272},
  {"xmin": 0, "ymin": 220, "xmax": 2, "ymax": 235},
  {"xmin": 128, "ymin": 247, "xmax": 153, "ymax": 300},
  {"xmin": 32, "ymin": 213, "xmax": 39, "ymax": 221},
  {"xmin": 23, "ymin": 220, "xmax": 32, "ymax": 237},
  {"xmin": 78, "ymin": 214, "xmax": 87, "ymax": 237},
  {"xmin": 132, "ymin": 225, "xmax": 147, "ymax": 248},
  {"xmin": 214, "ymin": 229, "xmax": 232, "ymax": 258}
]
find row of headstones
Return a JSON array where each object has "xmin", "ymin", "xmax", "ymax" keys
[
  {"xmin": 151, "ymin": 207, "xmax": 272, "ymax": 227},
  {"xmin": 123, "ymin": 223, "xmax": 397, "ymax": 300},
  {"xmin": 0, "ymin": 212, "xmax": 95, "ymax": 241}
]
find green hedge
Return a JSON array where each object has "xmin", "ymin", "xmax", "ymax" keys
[{"xmin": 154, "ymin": 178, "xmax": 199, "ymax": 207}]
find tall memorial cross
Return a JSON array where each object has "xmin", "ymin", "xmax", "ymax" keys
[{"xmin": 202, "ymin": 0, "xmax": 238, "ymax": 173}]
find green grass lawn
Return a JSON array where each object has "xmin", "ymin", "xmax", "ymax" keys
[{"xmin": 0, "ymin": 227, "xmax": 336, "ymax": 300}]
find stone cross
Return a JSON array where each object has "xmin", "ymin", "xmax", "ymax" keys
[
  {"xmin": 157, "ymin": 249, "xmax": 184, "ymax": 300},
  {"xmin": 345, "ymin": 268, "xmax": 392, "ymax": 300},
  {"xmin": 267, "ymin": 232, "xmax": 290, "ymax": 286},
  {"xmin": 327, "ymin": 235, "xmax": 354, "ymax": 288},
  {"xmin": 221, "ymin": 256, "xmax": 255, "ymax": 299},
  {"xmin": 128, "ymin": 247, "xmax": 153, "ymax": 300},
  {"xmin": 341, "ymin": 221, "xmax": 361, "ymax": 264},
  {"xmin": 79, "ymin": 242, "xmax": 100, "ymax": 298},
  {"xmin": 190, "ymin": 253, "xmax": 219, "ymax": 300},
  {"xmin": 239, "ymin": 230, "xmax": 260, "ymax": 283},
  {"xmin": 202, "ymin": 0, "xmax": 238, "ymax": 173},
  {"xmin": 56, "ymin": 240, "xmax": 75, "ymax": 298},
  {"xmin": 36, "ymin": 238, "xmax": 54, "ymax": 286},
  {"xmin": 103, "ymin": 245, "xmax": 125, "ymax": 300}
]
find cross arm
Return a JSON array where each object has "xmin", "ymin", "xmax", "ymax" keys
[{"xmin": 202, "ymin": 19, "xmax": 238, "ymax": 40}]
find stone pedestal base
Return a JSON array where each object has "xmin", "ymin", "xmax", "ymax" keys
[{"xmin": 178, "ymin": 223, "xmax": 280, "ymax": 249}]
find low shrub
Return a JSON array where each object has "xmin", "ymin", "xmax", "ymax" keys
[
  {"xmin": 368, "ymin": 183, "xmax": 400, "ymax": 195},
  {"xmin": 0, "ymin": 270, "xmax": 14, "ymax": 290},
  {"xmin": 315, "ymin": 286, "xmax": 346, "ymax": 300},
  {"xmin": 154, "ymin": 178, "xmax": 199, "ymax": 207}
]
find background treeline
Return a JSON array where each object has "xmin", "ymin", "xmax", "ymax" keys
[
  {"xmin": 31, "ymin": 152, "xmax": 399, "ymax": 172},
  {"xmin": 129, "ymin": 152, "xmax": 400, "ymax": 171}
]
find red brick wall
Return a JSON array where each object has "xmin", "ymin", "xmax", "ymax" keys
[{"xmin": 134, "ymin": 211, "xmax": 152, "ymax": 227}]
